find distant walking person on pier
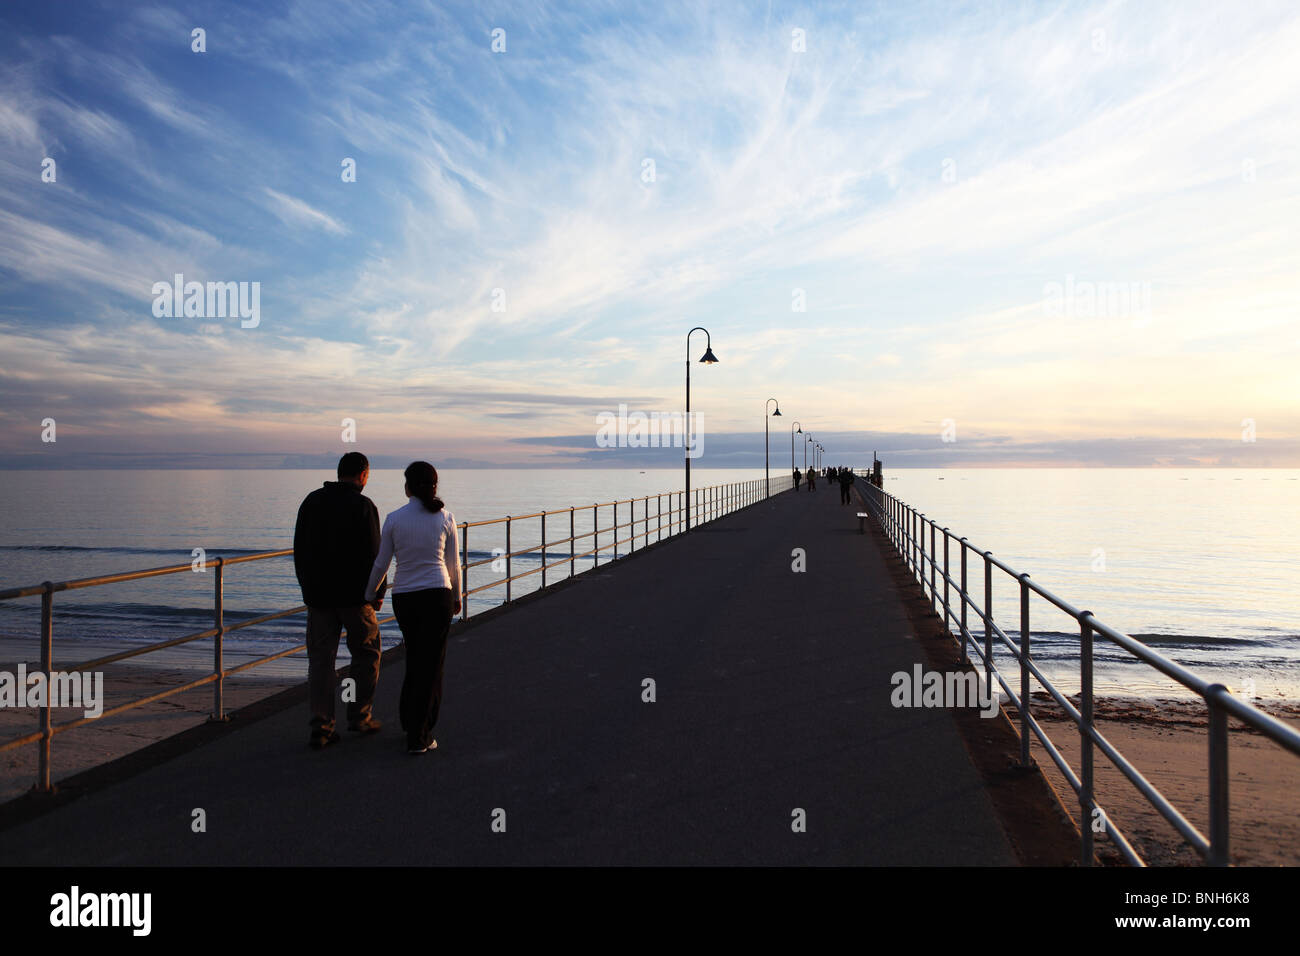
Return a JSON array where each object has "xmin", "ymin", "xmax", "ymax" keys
[
  {"xmin": 366, "ymin": 462, "xmax": 462, "ymax": 755},
  {"xmin": 806, "ymin": 468, "xmax": 816, "ymax": 491},
  {"xmin": 793, "ymin": 467, "xmax": 802, "ymax": 490},
  {"xmin": 294, "ymin": 452, "xmax": 386, "ymax": 750},
  {"xmin": 838, "ymin": 467, "xmax": 853, "ymax": 505}
]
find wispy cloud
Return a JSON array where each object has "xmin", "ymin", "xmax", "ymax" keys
[
  {"xmin": 262, "ymin": 188, "xmax": 349, "ymax": 236},
  {"xmin": 0, "ymin": 0, "xmax": 1296, "ymax": 465}
]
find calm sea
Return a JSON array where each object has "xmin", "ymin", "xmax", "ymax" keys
[
  {"xmin": 885, "ymin": 468, "xmax": 1300, "ymax": 701},
  {"xmin": 0, "ymin": 467, "xmax": 1296, "ymax": 700}
]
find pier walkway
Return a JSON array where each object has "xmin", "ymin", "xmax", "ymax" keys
[{"xmin": 0, "ymin": 483, "xmax": 1016, "ymax": 865}]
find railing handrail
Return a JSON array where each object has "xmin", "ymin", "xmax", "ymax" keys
[
  {"xmin": 853, "ymin": 473, "xmax": 1300, "ymax": 866},
  {"xmin": 0, "ymin": 473, "xmax": 793, "ymax": 794},
  {"xmin": 0, "ymin": 481, "xmax": 782, "ymax": 600}
]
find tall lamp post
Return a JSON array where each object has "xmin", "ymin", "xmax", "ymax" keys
[
  {"xmin": 765, "ymin": 398, "xmax": 781, "ymax": 497},
  {"xmin": 805, "ymin": 433, "xmax": 813, "ymax": 472},
  {"xmin": 685, "ymin": 327, "xmax": 718, "ymax": 532},
  {"xmin": 790, "ymin": 421, "xmax": 802, "ymax": 476}
]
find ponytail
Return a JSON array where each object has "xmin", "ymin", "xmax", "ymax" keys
[{"xmin": 404, "ymin": 461, "xmax": 444, "ymax": 513}]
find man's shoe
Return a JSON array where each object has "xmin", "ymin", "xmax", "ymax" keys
[
  {"xmin": 309, "ymin": 730, "xmax": 341, "ymax": 750},
  {"xmin": 407, "ymin": 738, "xmax": 437, "ymax": 755},
  {"xmin": 348, "ymin": 716, "xmax": 383, "ymax": 734}
]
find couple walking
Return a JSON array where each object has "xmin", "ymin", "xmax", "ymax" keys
[{"xmin": 293, "ymin": 452, "xmax": 461, "ymax": 755}]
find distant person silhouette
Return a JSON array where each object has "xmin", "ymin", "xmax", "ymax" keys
[
  {"xmin": 838, "ymin": 466, "xmax": 853, "ymax": 505},
  {"xmin": 793, "ymin": 468, "xmax": 802, "ymax": 490},
  {"xmin": 806, "ymin": 468, "xmax": 816, "ymax": 491},
  {"xmin": 366, "ymin": 462, "xmax": 461, "ymax": 755},
  {"xmin": 294, "ymin": 452, "xmax": 386, "ymax": 749}
]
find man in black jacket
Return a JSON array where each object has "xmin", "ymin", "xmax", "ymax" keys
[
  {"xmin": 838, "ymin": 466, "xmax": 854, "ymax": 505},
  {"xmin": 294, "ymin": 452, "xmax": 386, "ymax": 748}
]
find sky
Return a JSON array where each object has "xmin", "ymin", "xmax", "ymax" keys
[{"xmin": 0, "ymin": 0, "xmax": 1297, "ymax": 469}]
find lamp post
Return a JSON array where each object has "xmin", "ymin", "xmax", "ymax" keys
[
  {"xmin": 765, "ymin": 399, "xmax": 780, "ymax": 498},
  {"xmin": 805, "ymin": 433, "xmax": 812, "ymax": 471},
  {"xmin": 685, "ymin": 327, "xmax": 718, "ymax": 532},
  {"xmin": 791, "ymin": 421, "xmax": 802, "ymax": 477}
]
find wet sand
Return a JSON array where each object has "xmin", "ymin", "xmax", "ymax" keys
[{"xmin": 1026, "ymin": 694, "xmax": 1300, "ymax": 866}]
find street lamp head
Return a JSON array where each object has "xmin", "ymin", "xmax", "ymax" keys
[
  {"xmin": 699, "ymin": 346, "xmax": 719, "ymax": 364},
  {"xmin": 772, "ymin": 407, "xmax": 781, "ymax": 417}
]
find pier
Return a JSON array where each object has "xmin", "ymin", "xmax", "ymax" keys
[{"xmin": 0, "ymin": 477, "xmax": 1067, "ymax": 865}]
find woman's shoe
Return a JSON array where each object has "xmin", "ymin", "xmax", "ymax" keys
[
  {"xmin": 309, "ymin": 730, "xmax": 341, "ymax": 750},
  {"xmin": 407, "ymin": 738, "xmax": 437, "ymax": 754}
]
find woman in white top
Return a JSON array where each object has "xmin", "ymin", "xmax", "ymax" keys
[{"xmin": 365, "ymin": 461, "xmax": 461, "ymax": 754}]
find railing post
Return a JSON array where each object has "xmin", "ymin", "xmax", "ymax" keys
[
  {"xmin": 959, "ymin": 538, "xmax": 968, "ymax": 664},
  {"xmin": 904, "ymin": 506, "xmax": 910, "ymax": 571},
  {"xmin": 541, "ymin": 512, "xmax": 547, "ymax": 588},
  {"xmin": 929, "ymin": 522, "xmax": 936, "ymax": 610},
  {"xmin": 942, "ymin": 528, "xmax": 950, "ymax": 631},
  {"xmin": 36, "ymin": 581, "xmax": 53, "ymax": 793},
  {"xmin": 908, "ymin": 507, "xmax": 914, "ymax": 574},
  {"xmin": 211, "ymin": 557, "xmax": 226, "ymax": 721},
  {"xmin": 593, "ymin": 504, "xmax": 599, "ymax": 567},
  {"xmin": 919, "ymin": 514, "xmax": 926, "ymax": 591},
  {"xmin": 506, "ymin": 517, "xmax": 513, "ymax": 603},
  {"xmin": 1080, "ymin": 612, "xmax": 1095, "ymax": 865},
  {"xmin": 569, "ymin": 507, "xmax": 575, "ymax": 578},
  {"xmin": 613, "ymin": 501, "xmax": 619, "ymax": 560},
  {"xmin": 657, "ymin": 494, "xmax": 662, "ymax": 542},
  {"xmin": 1207, "ymin": 686, "xmax": 1231, "ymax": 866},
  {"xmin": 915, "ymin": 511, "xmax": 922, "ymax": 581},
  {"xmin": 461, "ymin": 524, "xmax": 469, "ymax": 621},
  {"xmin": 1018, "ymin": 572, "xmax": 1031, "ymax": 768},
  {"xmin": 983, "ymin": 551, "xmax": 993, "ymax": 703}
]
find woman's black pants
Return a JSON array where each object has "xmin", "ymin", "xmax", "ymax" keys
[{"xmin": 392, "ymin": 588, "xmax": 453, "ymax": 749}]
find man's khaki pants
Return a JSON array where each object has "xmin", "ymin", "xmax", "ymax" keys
[{"xmin": 306, "ymin": 604, "xmax": 381, "ymax": 734}]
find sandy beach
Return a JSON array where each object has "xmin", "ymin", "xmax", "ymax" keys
[{"xmin": 1026, "ymin": 693, "xmax": 1300, "ymax": 866}]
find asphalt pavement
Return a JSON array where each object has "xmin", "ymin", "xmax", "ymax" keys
[{"xmin": 0, "ymin": 481, "xmax": 1015, "ymax": 865}]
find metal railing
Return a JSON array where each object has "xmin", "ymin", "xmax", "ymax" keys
[
  {"xmin": 0, "ymin": 474, "xmax": 793, "ymax": 793},
  {"xmin": 854, "ymin": 475, "xmax": 1300, "ymax": 866}
]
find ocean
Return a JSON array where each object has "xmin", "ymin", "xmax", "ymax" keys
[
  {"xmin": 884, "ymin": 468, "xmax": 1300, "ymax": 701},
  {"xmin": 0, "ymin": 467, "xmax": 1296, "ymax": 701}
]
